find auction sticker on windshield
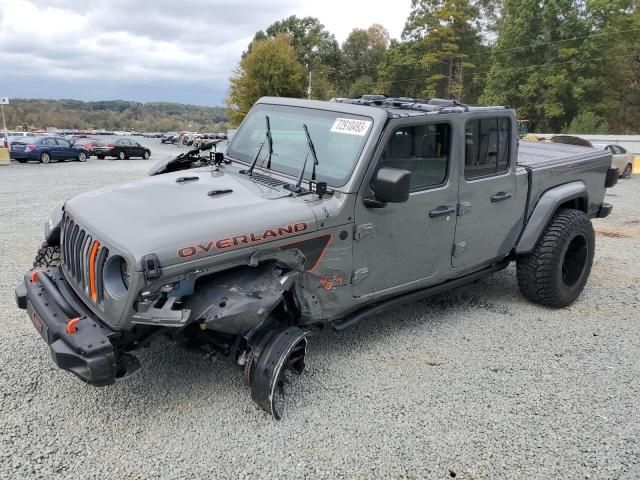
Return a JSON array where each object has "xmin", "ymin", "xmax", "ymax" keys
[{"xmin": 330, "ymin": 118, "xmax": 372, "ymax": 136}]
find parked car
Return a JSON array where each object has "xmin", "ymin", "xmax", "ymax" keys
[
  {"xmin": 9, "ymin": 136, "xmax": 90, "ymax": 163},
  {"xmin": 16, "ymin": 96, "xmax": 616, "ymax": 419},
  {"xmin": 2, "ymin": 131, "xmax": 33, "ymax": 148},
  {"xmin": 593, "ymin": 144, "xmax": 634, "ymax": 178},
  {"xmin": 71, "ymin": 137, "xmax": 100, "ymax": 156},
  {"xmin": 161, "ymin": 132, "xmax": 178, "ymax": 144},
  {"xmin": 93, "ymin": 138, "xmax": 151, "ymax": 160}
]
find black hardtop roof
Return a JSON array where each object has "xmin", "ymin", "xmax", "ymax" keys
[{"xmin": 334, "ymin": 95, "xmax": 511, "ymax": 118}]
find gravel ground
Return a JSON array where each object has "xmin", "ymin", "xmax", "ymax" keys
[{"xmin": 0, "ymin": 147, "xmax": 639, "ymax": 479}]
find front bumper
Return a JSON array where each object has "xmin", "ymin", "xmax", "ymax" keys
[{"xmin": 15, "ymin": 267, "xmax": 120, "ymax": 386}]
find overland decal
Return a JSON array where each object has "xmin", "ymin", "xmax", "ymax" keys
[{"xmin": 177, "ymin": 222, "xmax": 309, "ymax": 258}]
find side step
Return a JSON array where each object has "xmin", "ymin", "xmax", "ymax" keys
[{"xmin": 333, "ymin": 260, "xmax": 510, "ymax": 332}]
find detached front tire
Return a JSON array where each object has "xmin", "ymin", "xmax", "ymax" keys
[
  {"xmin": 33, "ymin": 242, "xmax": 61, "ymax": 268},
  {"xmin": 517, "ymin": 208, "xmax": 595, "ymax": 308}
]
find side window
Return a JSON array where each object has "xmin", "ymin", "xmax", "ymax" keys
[
  {"xmin": 43, "ymin": 138, "xmax": 56, "ymax": 146},
  {"xmin": 465, "ymin": 117, "xmax": 511, "ymax": 179},
  {"xmin": 56, "ymin": 139, "xmax": 71, "ymax": 147},
  {"xmin": 379, "ymin": 123, "xmax": 451, "ymax": 190}
]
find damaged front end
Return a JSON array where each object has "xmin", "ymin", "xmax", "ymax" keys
[{"xmin": 132, "ymin": 260, "xmax": 311, "ymax": 419}]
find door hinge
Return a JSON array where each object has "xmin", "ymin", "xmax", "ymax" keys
[
  {"xmin": 354, "ymin": 223, "xmax": 375, "ymax": 241},
  {"xmin": 352, "ymin": 267, "xmax": 369, "ymax": 284},
  {"xmin": 452, "ymin": 242, "xmax": 466, "ymax": 257},
  {"xmin": 457, "ymin": 201, "xmax": 471, "ymax": 216}
]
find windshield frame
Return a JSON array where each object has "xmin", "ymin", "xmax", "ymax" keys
[{"xmin": 226, "ymin": 103, "xmax": 375, "ymax": 189}]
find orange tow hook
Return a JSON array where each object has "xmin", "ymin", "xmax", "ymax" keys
[
  {"xmin": 30, "ymin": 270, "xmax": 42, "ymax": 283},
  {"xmin": 66, "ymin": 317, "xmax": 81, "ymax": 335}
]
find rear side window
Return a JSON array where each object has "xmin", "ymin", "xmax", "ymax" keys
[
  {"xmin": 378, "ymin": 123, "xmax": 451, "ymax": 190},
  {"xmin": 465, "ymin": 118, "xmax": 511, "ymax": 180}
]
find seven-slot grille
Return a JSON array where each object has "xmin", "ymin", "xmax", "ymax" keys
[{"xmin": 61, "ymin": 215, "xmax": 109, "ymax": 303}]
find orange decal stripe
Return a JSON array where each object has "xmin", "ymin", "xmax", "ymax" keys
[{"xmin": 89, "ymin": 240, "xmax": 100, "ymax": 302}]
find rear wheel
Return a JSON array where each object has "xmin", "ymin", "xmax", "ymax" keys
[
  {"xmin": 517, "ymin": 208, "xmax": 594, "ymax": 308},
  {"xmin": 40, "ymin": 152, "xmax": 51, "ymax": 164},
  {"xmin": 97, "ymin": 155, "xmax": 105, "ymax": 160},
  {"xmin": 33, "ymin": 242, "xmax": 61, "ymax": 268},
  {"xmin": 77, "ymin": 151, "xmax": 87, "ymax": 162},
  {"xmin": 622, "ymin": 164, "xmax": 632, "ymax": 179},
  {"xmin": 143, "ymin": 151, "xmax": 150, "ymax": 159},
  {"xmin": 118, "ymin": 151, "xmax": 126, "ymax": 160}
]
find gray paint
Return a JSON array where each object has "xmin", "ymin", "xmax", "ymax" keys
[{"xmin": 49, "ymin": 98, "xmax": 612, "ymax": 332}]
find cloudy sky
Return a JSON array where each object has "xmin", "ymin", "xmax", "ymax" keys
[{"xmin": 0, "ymin": 0, "xmax": 411, "ymax": 106}]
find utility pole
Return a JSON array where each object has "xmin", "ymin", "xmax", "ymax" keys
[
  {"xmin": 307, "ymin": 66, "xmax": 312, "ymax": 99},
  {"xmin": 0, "ymin": 97, "xmax": 9, "ymax": 149}
]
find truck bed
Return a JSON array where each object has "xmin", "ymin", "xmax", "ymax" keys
[{"xmin": 517, "ymin": 141, "xmax": 612, "ymax": 219}]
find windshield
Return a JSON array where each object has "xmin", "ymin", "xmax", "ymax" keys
[{"xmin": 227, "ymin": 104, "xmax": 373, "ymax": 187}]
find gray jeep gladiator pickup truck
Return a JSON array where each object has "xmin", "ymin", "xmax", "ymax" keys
[{"xmin": 16, "ymin": 96, "xmax": 618, "ymax": 419}]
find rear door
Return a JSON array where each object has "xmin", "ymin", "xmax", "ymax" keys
[
  {"xmin": 452, "ymin": 116, "xmax": 521, "ymax": 268},
  {"xmin": 352, "ymin": 118, "xmax": 459, "ymax": 297},
  {"xmin": 42, "ymin": 138, "xmax": 60, "ymax": 158}
]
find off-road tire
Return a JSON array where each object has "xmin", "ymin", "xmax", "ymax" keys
[
  {"xmin": 33, "ymin": 242, "xmax": 61, "ymax": 268},
  {"xmin": 517, "ymin": 208, "xmax": 595, "ymax": 308}
]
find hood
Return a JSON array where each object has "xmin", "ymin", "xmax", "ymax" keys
[{"xmin": 64, "ymin": 168, "xmax": 318, "ymax": 268}]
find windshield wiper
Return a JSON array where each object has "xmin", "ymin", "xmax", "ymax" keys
[
  {"xmin": 246, "ymin": 141, "xmax": 264, "ymax": 176},
  {"xmin": 292, "ymin": 124, "xmax": 320, "ymax": 192},
  {"xmin": 265, "ymin": 115, "xmax": 273, "ymax": 170},
  {"xmin": 246, "ymin": 115, "xmax": 272, "ymax": 176}
]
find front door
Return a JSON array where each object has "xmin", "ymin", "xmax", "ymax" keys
[
  {"xmin": 353, "ymin": 119, "xmax": 459, "ymax": 297},
  {"xmin": 452, "ymin": 116, "xmax": 522, "ymax": 268},
  {"xmin": 55, "ymin": 138, "xmax": 75, "ymax": 159}
]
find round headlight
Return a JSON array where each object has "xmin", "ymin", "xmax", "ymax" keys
[{"xmin": 104, "ymin": 255, "xmax": 130, "ymax": 298}]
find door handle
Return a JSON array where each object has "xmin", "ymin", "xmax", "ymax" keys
[
  {"xmin": 491, "ymin": 191, "xmax": 512, "ymax": 202},
  {"xmin": 429, "ymin": 205, "xmax": 456, "ymax": 217}
]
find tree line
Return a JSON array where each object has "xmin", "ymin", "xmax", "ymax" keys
[
  {"xmin": 227, "ymin": 0, "xmax": 640, "ymax": 134},
  {"xmin": 4, "ymin": 99, "xmax": 227, "ymax": 132}
]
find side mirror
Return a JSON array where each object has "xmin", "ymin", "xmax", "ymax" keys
[{"xmin": 365, "ymin": 167, "xmax": 411, "ymax": 208}]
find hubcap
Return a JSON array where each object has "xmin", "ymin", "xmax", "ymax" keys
[
  {"xmin": 42, "ymin": 154, "xmax": 49, "ymax": 163},
  {"xmin": 561, "ymin": 234, "xmax": 588, "ymax": 287}
]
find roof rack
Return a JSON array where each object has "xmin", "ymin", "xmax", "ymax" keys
[{"xmin": 333, "ymin": 95, "xmax": 508, "ymax": 116}]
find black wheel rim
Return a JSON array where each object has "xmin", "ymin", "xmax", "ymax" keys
[{"xmin": 562, "ymin": 234, "xmax": 588, "ymax": 287}]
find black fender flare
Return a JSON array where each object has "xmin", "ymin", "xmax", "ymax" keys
[
  {"xmin": 44, "ymin": 202, "xmax": 65, "ymax": 246},
  {"xmin": 515, "ymin": 182, "xmax": 587, "ymax": 254}
]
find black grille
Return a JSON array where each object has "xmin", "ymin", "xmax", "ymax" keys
[{"xmin": 61, "ymin": 215, "xmax": 109, "ymax": 303}]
